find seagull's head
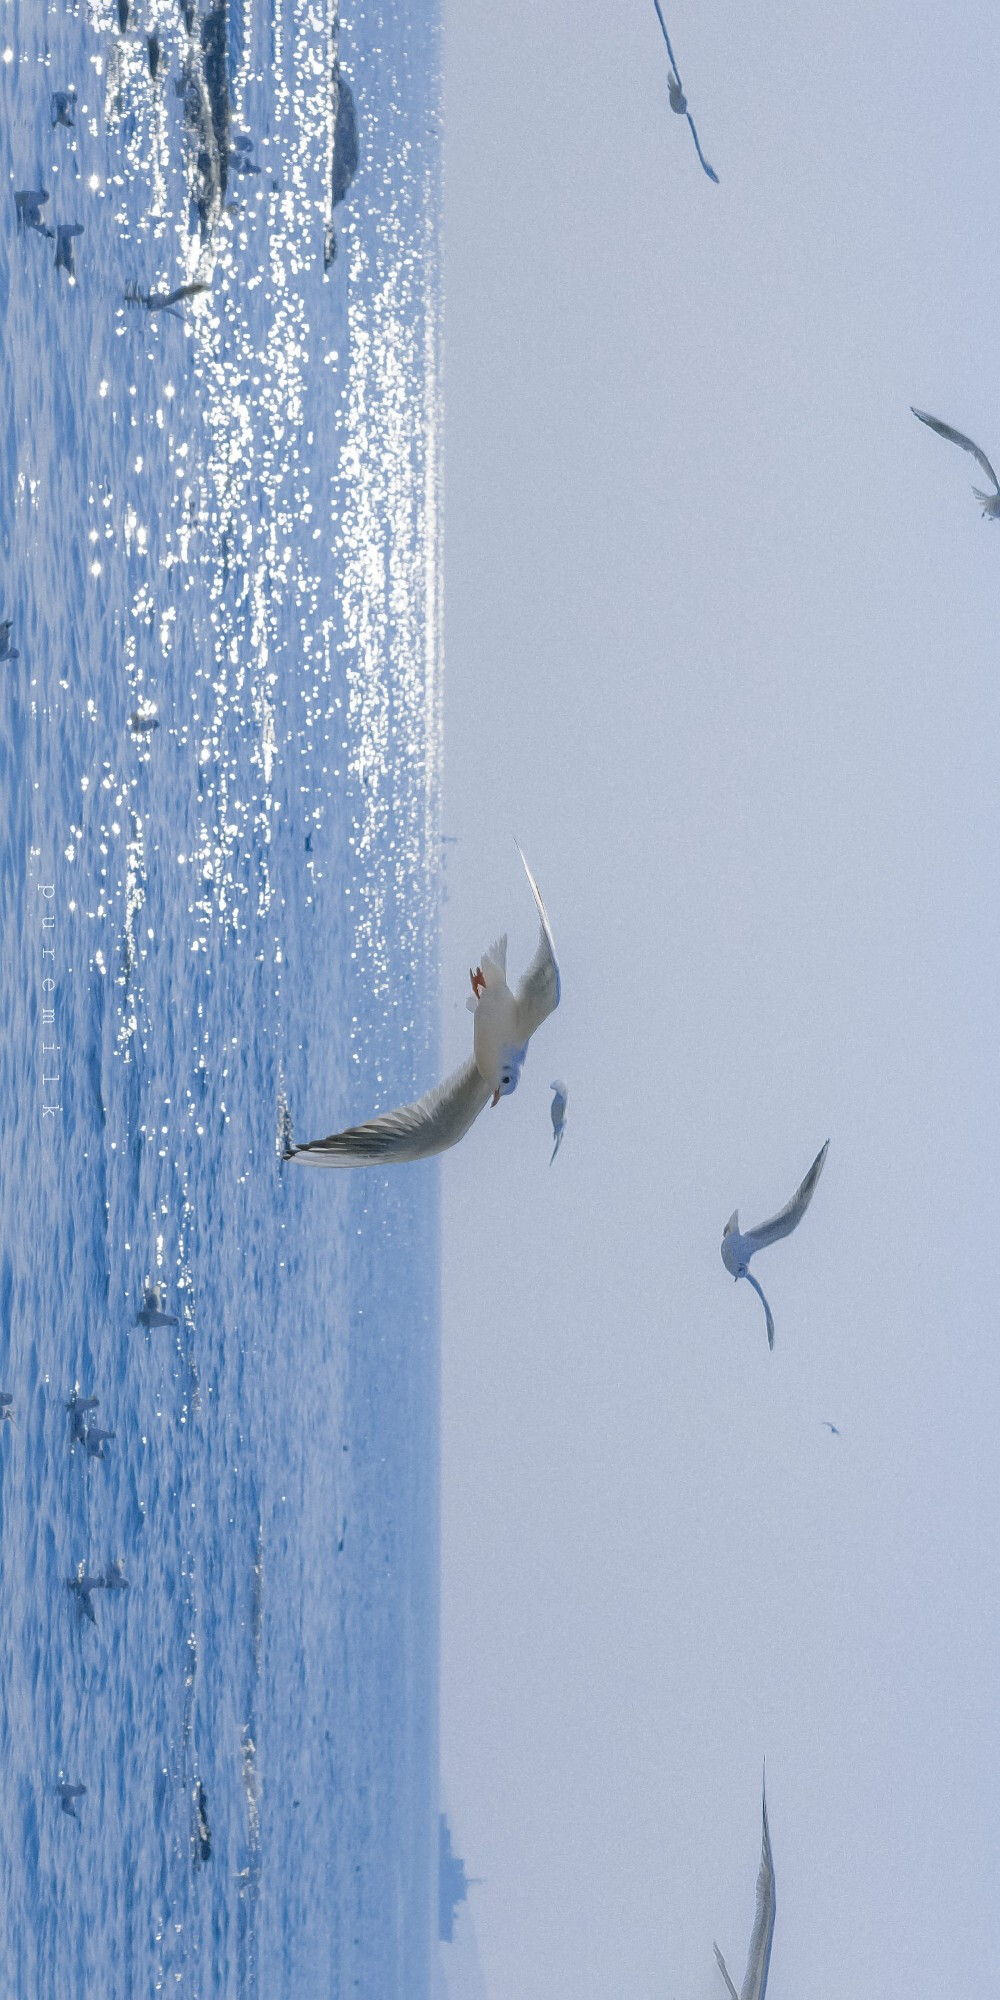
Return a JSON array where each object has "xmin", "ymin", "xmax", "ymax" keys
[
  {"xmin": 491, "ymin": 1043, "xmax": 527, "ymax": 1106},
  {"xmin": 720, "ymin": 1219, "xmax": 744, "ymax": 1278}
]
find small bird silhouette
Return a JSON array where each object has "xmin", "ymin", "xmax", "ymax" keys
[
  {"xmin": 650, "ymin": 0, "xmax": 719, "ymax": 182},
  {"xmin": 721, "ymin": 1142, "xmax": 829, "ymax": 1350},
  {"xmin": 549, "ymin": 1080, "xmax": 568, "ymax": 1163}
]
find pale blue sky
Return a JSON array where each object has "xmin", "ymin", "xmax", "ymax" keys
[{"xmin": 439, "ymin": 2, "xmax": 1000, "ymax": 1995}]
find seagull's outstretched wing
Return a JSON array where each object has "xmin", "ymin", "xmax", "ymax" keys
[
  {"xmin": 686, "ymin": 112, "xmax": 719, "ymax": 182},
  {"xmin": 511, "ymin": 842, "xmax": 561, "ymax": 1045},
  {"xmin": 743, "ymin": 1142, "xmax": 829, "ymax": 1256},
  {"xmin": 911, "ymin": 409, "xmax": 1000, "ymax": 493},
  {"xmin": 651, "ymin": 0, "xmax": 682, "ymax": 85},
  {"xmin": 740, "ymin": 1777, "xmax": 776, "ymax": 2000},
  {"xmin": 714, "ymin": 1946, "xmax": 739, "ymax": 2000},
  {"xmin": 286, "ymin": 1057, "xmax": 492, "ymax": 1168},
  {"xmin": 743, "ymin": 1271, "xmax": 775, "ymax": 1352}
]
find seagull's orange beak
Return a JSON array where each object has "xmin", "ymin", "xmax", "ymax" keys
[{"xmin": 491, "ymin": 1089, "xmax": 500, "ymax": 1107}]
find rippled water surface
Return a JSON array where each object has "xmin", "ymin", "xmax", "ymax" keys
[{"xmin": 0, "ymin": 0, "xmax": 441, "ymax": 1990}]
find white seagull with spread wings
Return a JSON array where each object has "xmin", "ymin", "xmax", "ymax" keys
[
  {"xmin": 714, "ymin": 1771, "xmax": 776, "ymax": 2000},
  {"xmin": 911, "ymin": 408, "xmax": 1000, "ymax": 519},
  {"xmin": 285, "ymin": 843, "xmax": 560, "ymax": 1168},
  {"xmin": 721, "ymin": 1141, "xmax": 828, "ymax": 1350}
]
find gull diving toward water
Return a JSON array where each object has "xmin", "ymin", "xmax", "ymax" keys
[
  {"xmin": 714, "ymin": 1770, "xmax": 776, "ymax": 2000},
  {"xmin": 549, "ymin": 1081, "xmax": 568, "ymax": 1164},
  {"xmin": 285, "ymin": 842, "xmax": 560, "ymax": 1168},
  {"xmin": 911, "ymin": 408, "xmax": 1000, "ymax": 519},
  {"xmin": 651, "ymin": 0, "xmax": 719, "ymax": 182},
  {"xmin": 721, "ymin": 1141, "xmax": 828, "ymax": 1350}
]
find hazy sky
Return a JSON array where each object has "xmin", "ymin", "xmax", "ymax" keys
[{"xmin": 438, "ymin": 3, "xmax": 1000, "ymax": 1996}]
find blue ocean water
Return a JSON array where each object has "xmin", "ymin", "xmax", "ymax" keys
[{"xmin": 0, "ymin": 0, "xmax": 441, "ymax": 1991}]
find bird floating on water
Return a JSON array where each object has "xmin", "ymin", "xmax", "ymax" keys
[
  {"xmin": 651, "ymin": 0, "xmax": 719, "ymax": 182},
  {"xmin": 911, "ymin": 408, "xmax": 1000, "ymax": 520},
  {"xmin": 66, "ymin": 1573, "xmax": 105, "ymax": 1625},
  {"xmin": 15, "ymin": 189, "xmax": 53, "ymax": 237},
  {"xmin": 135, "ymin": 1283, "xmax": 179, "ymax": 1328},
  {"xmin": 714, "ymin": 1769, "xmax": 776, "ymax": 2000},
  {"xmin": 285, "ymin": 842, "xmax": 560, "ymax": 1167},
  {"xmin": 721, "ymin": 1142, "xmax": 828, "ymax": 1350},
  {"xmin": 549, "ymin": 1080, "xmax": 568, "ymax": 1163},
  {"xmin": 54, "ymin": 223, "xmax": 83, "ymax": 279}
]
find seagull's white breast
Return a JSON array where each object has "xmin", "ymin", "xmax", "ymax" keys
[{"xmin": 472, "ymin": 982, "xmax": 519, "ymax": 1090}]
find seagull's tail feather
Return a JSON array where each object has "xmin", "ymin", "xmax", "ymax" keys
[
  {"xmin": 550, "ymin": 1130, "xmax": 563, "ymax": 1165},
  {"xmin": 744, "ymin": 1270, "xmax": 776, "ymax": 1350}
]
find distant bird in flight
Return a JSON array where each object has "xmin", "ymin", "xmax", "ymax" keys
[
  {"xmin": 59, "ymin": 1782, "xmax": 86, "ymax": 1818},
  {"xmin": 0, "ymin": 621, "xmax": 20, "ymax": 662},
  {"xmin": 911, "ymin": 408, "xmax": 1000, "ymax": 520},
  {"xmin": 651, "ymin": 0, "xmax": 719, "ymax": 183},
  {"xmin": 821, "ymin": 1421, "xmax": 840, "ymax": 1436},
  {"xmin": 285, "ymin": 843, "xmax": 560, "ymax": 1167},
  {"xmin": 714, "ymin": 1769, "xmax": 776, "ymax": 2000},
  {"xmin": 721, "ymin": 1142, "xmax": 829, "ymax": 1350},
  {"xmin": 549, "ymin": 1080, "xmax": 568, "ymax": 1164}
]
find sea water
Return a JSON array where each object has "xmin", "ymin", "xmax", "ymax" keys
[{"xmin": 0, "ymin": 0, "xmax": 441, "ymax": 1991}]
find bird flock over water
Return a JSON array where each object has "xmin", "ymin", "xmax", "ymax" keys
[
  {"xmin": 274, "ymin": 6, "xmax": 1000, "ymax": 1979},
  {"xmin": 5, "ymin": 0, "xmax": 990, "ymax": 1975}
]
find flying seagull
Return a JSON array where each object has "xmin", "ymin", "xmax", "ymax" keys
[
  {"xmin": 285, "ymin": 843, "xmax": 560, "ymax": 1168},
  {"xmin": 714, "ymin": 1770, "xmax": 776, "ymax": 2000},
  {"xmin": 821, "ymin": 1421, "xmax": 840, "ymax": 1436},
  {"xmin": 911, "ymin": 408, "xmax": 1000, "ymax": 519},
  {"xmin": 549, "ymin": 1080, "xmax": 568, "ymax": 1164},
  {"xmin": 651, "ymin": 0, "xmax": 719, "ymax": 183},
  {"xmin": 59, "ymin": 1782, "xmax": 86, "ymax": 1818},
  {"xmin": 721, "ymin": 1141, "xmax": 829, "ymax": 1350}
]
